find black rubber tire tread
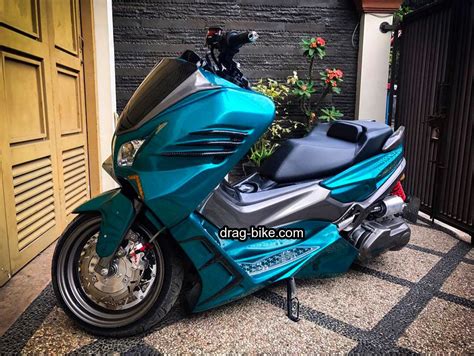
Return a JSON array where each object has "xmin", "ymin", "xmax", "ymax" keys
[{"xmin": 51, "ymin": 213, "xmax": 184, "ymax": 337}]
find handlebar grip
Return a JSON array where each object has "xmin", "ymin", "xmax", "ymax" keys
[{"xmin": 227, "ymin": 31, "xmax": 259, "ymax": 48}]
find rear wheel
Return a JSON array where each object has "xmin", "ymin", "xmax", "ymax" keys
[{"xmin": 52, "ymin": 214, "xmax": 183, "ymax": 337}]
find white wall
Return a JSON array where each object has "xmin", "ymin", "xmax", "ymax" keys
[
  {"xmin": 93, "ymin": 0, "xmax": 117, "ymax": 191},
  {"xmin": 355, "ymin": 13, "xmax": 393, "ymax": 123}
]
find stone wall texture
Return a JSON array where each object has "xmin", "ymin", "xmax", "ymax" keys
[{"xmin": 113, "ymin": 0, "xmax": 360, "ymax": 120}]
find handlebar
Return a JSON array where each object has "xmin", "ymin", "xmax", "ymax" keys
[
  {"xmin": 204, "ymin": 28, "xmax": 258, "ymax": 88},
  {"xmin": 205, "ymin": 28, "xmax": 258, "ymax": 51},
  {"xmin": 227, "ymin": 31, "xmax": 259, "ymax": 48}
]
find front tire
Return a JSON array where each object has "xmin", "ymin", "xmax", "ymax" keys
[{"xmin": 51, "ymin": 214, "xmax": 183, "ymax": 337}]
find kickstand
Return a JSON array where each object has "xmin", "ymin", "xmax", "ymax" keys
[{"xmin": 286, "ymin": 277, "xmax": 300, "ymax": 322}]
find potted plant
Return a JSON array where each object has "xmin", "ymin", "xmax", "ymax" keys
[
  {"xmin": 243, "ymin": 138, "xmax": 277, "ymax": 175},
  {"xmin": 245, "ymin": 79, "xmax": 303, "ymax": 170},
  {"xmin": 285, "ymin": 36, "xmax": 345, "ymax": 130},
  {"xmin": 233, "ymin": 35, "xmax": 346, "ymax": 180}
]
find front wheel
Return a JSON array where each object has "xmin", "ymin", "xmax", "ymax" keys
[{"xmin": 52, "ymin": 214, "xmax": 183, "ymax": 337}]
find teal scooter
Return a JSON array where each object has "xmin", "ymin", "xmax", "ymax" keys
[{"xmin": 52, "ymin": 28, "xmax": 413, "ymax": 336}]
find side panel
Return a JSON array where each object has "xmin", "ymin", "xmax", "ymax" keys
[
  {"xmin": 115, "ymin": 85, "xmax": 275, "ymax": 227},
  {"xmin": 169, "ymin": 213, "xmax": 357, "ymax": 312},
  {"xmin": 200, "ymin": 180, "xmax": 348, "ymax": 228},
  {"xmin": 321, "ymin": 145, "xmax": 404, "ymax": 203}
]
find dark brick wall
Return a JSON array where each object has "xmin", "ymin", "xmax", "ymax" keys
[{"xmin": 113, "ymin": 0, "xmax": 360, "ymax": 120}]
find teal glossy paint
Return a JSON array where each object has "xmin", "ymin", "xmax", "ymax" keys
[
  {"xmin": 113, "ymin": 70, "xmax": 275, "ymax": 228},
  {"xmin": 321, "ymin": 145, "xmax": 403, "ymax": 203},
  {"xmin": 73, "ymin": 189, "xmax": 135, "ymax": 257},
  {"xmin": 170, "ymin": 214, "xmax": 357, "ymax": 312},
  {"xmin": 74, "ymin": 66, "xmax": 274, "ymax": 258},
  {"xmin": 295, "ymin": 238, "xmax": 358, "ymax": 279}
]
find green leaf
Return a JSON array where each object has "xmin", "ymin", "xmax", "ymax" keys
[
  {"xmin": 318, "ymin": 48, "xmax": 326, "ymax": 59},
  {"xmin": 319, "ymin": 106, "xmax": 343, "ymax": 122},
  {"xmin": 308, "ymin": 48, "xmax": 315, "ymax": 57}
]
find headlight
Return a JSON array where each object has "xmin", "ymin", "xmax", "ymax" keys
[{"xmin": 117, "ymin": 140, "xmax": 145, "ymax": 167}]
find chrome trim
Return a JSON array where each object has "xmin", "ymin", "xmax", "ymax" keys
[
  {"xmin": 160, "ymin": 150, "xmax": 235, "ymax": 157},
  {"xmin": 382, "ymin": 126, "xmax": 405, "ymax": 152},
  {"xmin": 337, "ymin": 216, "xmax": 355, "ymax": 231},
  {"xmin": 239, "ymin": 247, "xmax": 317, "ymax": 276},
  {"xmin": 380, "ymin": 195, "xmax": 406, "ymax": 217},
  {"xmin": 142, "ymin": 70, "xmax": 219, "ymax": 124},
  {"xmin": 102, "ymin": 155, "xmax": 117, "ymax": 182}
]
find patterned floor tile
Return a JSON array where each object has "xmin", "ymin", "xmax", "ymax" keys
[
  {"xmin": 441, "ymin": 262, "xmax": 474, "ymax": 300},
  {"xmin": 409, "ymin": 224, "xmax": 458, "ymax": 253},
  {"xmin": 145, "ymin": 296, "xmax": 357, "ymax": 354},
  {"xmin": 21, "ymin": 307, "xmax": 95, "ymax": 354},
  {"xmin": 362, "ymin": 248, "xmax": 440, "ymax": 282},
  {"xmin": 273, "ymin": 270, "xmax": 409, "ymax": 330},
  {"xmin": 397, "ymin": 297, "xmax": 474, "ymax": 353}
]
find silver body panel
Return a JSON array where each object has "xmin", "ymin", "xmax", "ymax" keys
[
  {"xmin": 200, "ymin": 159, "xmax": 406, "ymax": 228},
  {"xmin": 142, "ymin": 69, "xmax": 218, "ymax": 124},
  {"xmin": 119, "ymin": 62, "xmax": 219, "ymax": 134}
]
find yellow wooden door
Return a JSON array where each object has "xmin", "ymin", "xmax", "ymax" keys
[
  {"xmin": 48, "ymin": 0, "xmax": 90, "ymax": 224},
  {"xmin": 0, "ymin": 0, "xmax": 90, "ymax": 283}
]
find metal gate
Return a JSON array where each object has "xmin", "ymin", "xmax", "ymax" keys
[{"xmin": 392, "ymin": 0, "xmax": 473, "ymax": 236}]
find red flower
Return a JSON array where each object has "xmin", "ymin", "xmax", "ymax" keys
[
  {"xmin": 310, "ymin": 42, "xmax": 317, "ymax": 49},
  {"xmin": 332, "ymin": 81, "xmax": 337, "ymax": 87},
  {"xmin": 316, "ymin": 37, "xmax": 326, "ymax": 46},
  {"xmin": 325, "ymin": 79, "xmax": 330, "ymax": 84},
  {"xmin": 326, "ymin": 69, "xmax": 343, "ymax": 81}
]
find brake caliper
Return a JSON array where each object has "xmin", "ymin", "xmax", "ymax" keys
[{"xmin": 129, "ymin": 242, "xmax": 153, "ymax": 269}]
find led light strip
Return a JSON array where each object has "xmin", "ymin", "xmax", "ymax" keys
[{"xmin": 239, "ymin": 247, "xmax": 318, "ymax": 276}]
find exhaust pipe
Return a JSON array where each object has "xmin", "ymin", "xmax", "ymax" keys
[
  {"xmin": 349, "ymin": 217, "xmax": 411, "ymax": 262},
  {"xmin": 371, "ymin": 195, "xmax": 406, "ymax": 218}
]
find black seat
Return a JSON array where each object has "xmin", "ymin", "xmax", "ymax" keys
[{"xmin": 259, "ymin": 120, "xmax": 393, "ymax": 183}]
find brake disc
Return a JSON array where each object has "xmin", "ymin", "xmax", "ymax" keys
[{"xmin": 78, "ymin": 234, "xmax": 157, "ymax": 310}]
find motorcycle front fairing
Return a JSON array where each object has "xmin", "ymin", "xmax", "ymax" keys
[
  {"xmin": 74, "ymin": 57, "xmax": 275, "ymax": 263},
  {"xmin": 113, "ymin": 61, "xmax": 276, "ymax": 227}
]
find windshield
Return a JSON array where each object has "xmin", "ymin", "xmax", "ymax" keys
[{"xmin": 116, "ymin": 58, "xmax": 198, "ymax": 134}]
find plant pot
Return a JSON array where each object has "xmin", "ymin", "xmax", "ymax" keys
[{"xmin": 242, "ymin": 161, "xmax": 258, "ymax": 176}]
